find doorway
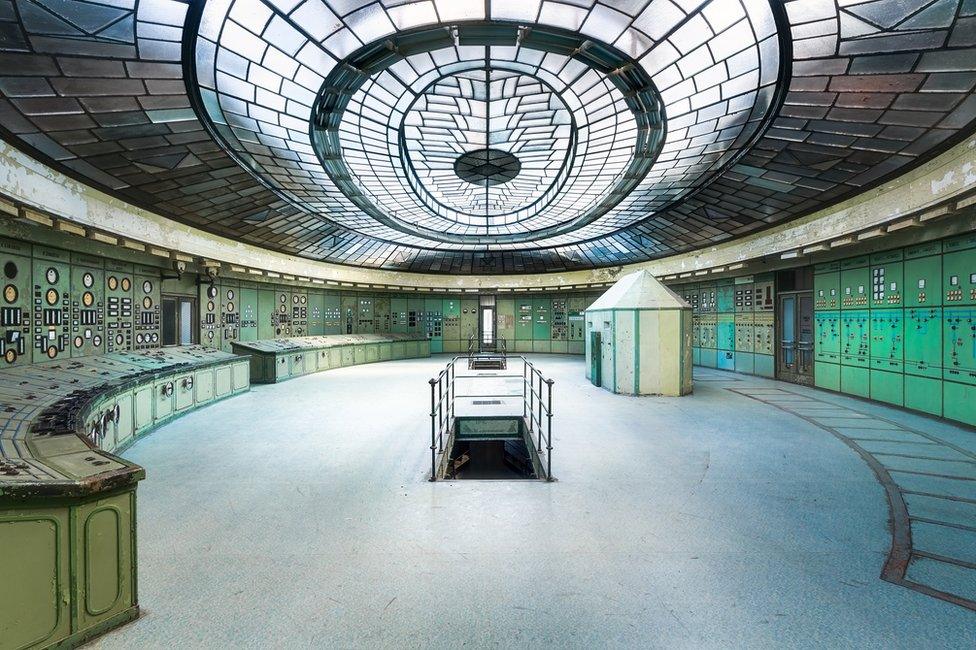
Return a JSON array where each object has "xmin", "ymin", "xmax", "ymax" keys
[
  {"xmin": 480, "ymin": 295, "xmax": 496, "ymax": 350},
  {"xmin": 777, "ymin": 291, "xmax": 814, "ymax": 386},
  {"xmin": 161, "ymin": 295, "xmax": 197, "ymax": 346}
]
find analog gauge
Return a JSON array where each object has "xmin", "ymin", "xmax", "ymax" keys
[
  {"xmin": 107, "ymin": 276, "xmax": 118, "ymax": 290},
  {"xmin": 227, "ymin": 289, "xmax": 235, "ymax": 301},
  {"xmin": 143, "ymin": 280, "xmax": 152, "ymax": 294},
  {"xmin": 143, "ymin": 296, "xmax": 153, "ymax": 309},
  {"xmin": 115, "ymin": 334, "xmax": 124, "ymax": 345},
  {"xmin": 4, "ymin": 349, "xmax": 15, "ymax": 363},
  {"xmin": 45, "ymin": 288, "xmax": 59, "ymax": 305},
  {"xmin": 207, "ymin": 285, "xmax": 217, "ymax": 299},
  {"xmin": 207, "ymin": 301, "xmax": 215, "ymax": 312},
  {"xmin": 45, "ymin": 267, "xmax": 59, "ymax": 284},
  {"xmin": 293, "ymin": 295, "xmax": 299, "ymax": 304},
  {"xmin": 93, "ymin": 335, "xmax": 102, "ymax": 346},
  {"xmin": 227, "ymin": 302, "xmax": 234, "ymax": 312},
  {"xmin": 280, "ymin": 294, "xmax": 286, "ymax": 303},
  {"xmin": 46, "ymin": 346, "xmax": 57, "ymax": 359},
  {"xmin": 151, "ymin": 333, "xmax": 159, "ymax": 342},
  {"xmin": 301, "ymin": 295, "xmax": 307, "ymax": 304},
  {"xmin": 207, "ymin": 331, "xmax": 214, "ymax": 341},
  {"xmin": 82, "ymin": 272, "xmax": 94, "ymax": 288},
  {"xmin": 82, "ymin": 291, "xmax": 94, "ymax": 307},
  {"xmin": 3, "ymin": 261, "xmax": 16, "ymax": 279},
  {"xmin": 74, "ymin": 336, "xmax": 83, "ymax": 348},
  {"xmin": 136, "ymin": 334, "xmax": 144, "ymax": 344},
  {"xmin": 279, "ymin": 305, "xmax": 286, "ymax": 314},
  {"xmin": 121, "ymin": 277, "xmax": 131, "ymax": 291},
  {"xmin": 3, "ymin": 284, "xmax": 16, "ymax": 303}
]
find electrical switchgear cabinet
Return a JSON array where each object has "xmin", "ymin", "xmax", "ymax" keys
[
  {"xmin": 32, "ymin": 250, "xmax": 71, "ymax": 363},
  {"xmin": 904, "ymin": 307, "xmax": 941, "ymax": 377},
  {"xmin": 0, "ymin": 239, "xmax": 31, "ymax": 366},
  {"xmin": 308, "ymin": 291, "xmax": 325, "ymax": 336},
  {"xmin": 69, "ymin": 254, "xmax": 104, "ymax": 357},
  {"xmin": 240, "ymin": 286, "xmax": 259, "ymax": 341},
  {"xmin": 905, "ymin": 375, "xmax": 942, "ymax": 416},
  {"xmin": 869, "ymin": 308, "xmax": 903, "ymax": 372},
  {"xmin": 840, "ymin": 258, "xmax": 870, "ymax": 310},
  {"xmin": 496, "ymin": 298, "xmax": 515, "ymax": 343},
  {"xmin": 461, "ymin": 298, "xmax": 478, "ymax": 347},
  {"xmin": 815, "ymin": 362, "xmax": 840, "ymax": 391},
  {"xmin": 942, "ymin": 233, "xmax": 976, "ymax": 305},
  {"xmin": 903, "ymin": 250, "xmax": 941, "ymax": 308},
  {"xmin": 104, "ymin": 258, "xmax": 133, "ymax": 354},
  {"xmin": 717, "ymin": 313, "xmax": 735, "ymax": 351},
  {"xmin": 814, "ymin": 311, "xmax": 840, "ymax": 363},
  {"xmin": 442, "ymin": 298, "xmax": 461, "ymax": 351},
  {"xmin": 870, "ymin": 369, "xmax": 904, "ymax": 406},
  {"xmin": 943, "ymin": 306, "xmax": 976, "ymax": 385},
  {"xmin": 200, "ymin": 281, "xmax": 221, "ymax": 349},
  {"xmin": 257, "ymin": 288, "xmax": 276, "ymax": 339},
  {"xmin": 532, "ymin": 297, "xmax": 551, "ymax": 352},
  {"xmin": 716, "ymin": 282, "xmax": 734, "ymax": 313},
  {"xmin": 221, "ymin": 280, "xmax": 241, "ymax": 351},
  {"xmin": 424, "ymin": 297, "xmax": 442, "ymax": 353},
  {"xmin": 869, "ymin": 249, "xmax": 903, "ymax": 308}
]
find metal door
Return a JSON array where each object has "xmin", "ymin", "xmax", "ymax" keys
[
  {"xmin": 479, "ymin": 295, "xmax": 496, "ymax": 350},
  {"xmin": 777, "ymin": 291, "xmax": 814, "ymax": 385}
]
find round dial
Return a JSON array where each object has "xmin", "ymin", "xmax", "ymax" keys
[
  {"xmin": 279, "ymin": 294, "xmax": 286, "ymax": 303},
  {"xmin": 107, "ymin": 276, "xmax": 118, "ymax": 290},
  {"xmin": 45, "ymin": 267, "xmax": 58, "ymax": 284},
  {"xmin": 207, "ymin": 285, "xmax": 217, "ymax": 299},
  {"xmin": 115, "ymin": 334, "xmax": 124, "ymax": 345},
  {"xmin": 3, "ymin": 284, "xmax": 16, "ymax": 304},
  {"xmin": 93, "ymin": 335, "xmax": 102, "ymax": 346},
  {"xmin": 121, "ymin": 277, "xmax": 131, "ymax": 291},
  {"xmin": 143, "ymin": 280, "xmax": 153, "ymax": 294},
  {"xmin": 136, "ymin": 334, "xmax": 144, "ymax": 344},
  {"xmin": 293, "ymin": 295, "xmax": 299, "ymax": 304},
  {"xmin": 46, "ymin": 346, "xmax": 57, "ymax": 359},
  {"xmin": 82, "ymin": 291, "xmax": 94, "ymax": 307},
  {"xmin": 226, "ymin": 289, "xmax": 235, "ymax": 301},
  {"xmin": 227, "ymin": 302, "xmax": 234, "ymax": 312},
  {"xmin": 279, "ymin": 305, "xmax": 286, "ymax": 314},
  {"xmin": 74, "ymin": 336, "xmax": 83, "ymax": 348},
  {"xmin": 3, "ymin": 261, "xmax": 16, "ymax": 279},
  {"xmin": 207, "ymin": 300, "xmax": 215, "ymax": 312},
  {"xmin": 143, "ymin": 296, "xmax": 153, "ymax": 309},
  {"xmin": 82, "ymin": 272, "xmax": 94, "ymax": 288},
  {"xmin": 4, "ymin": 349, "xmax": 15, "ymax": 363},
  {"xmin": 45, "ymin": 288, "xmax": 59, "ymax": 306}
]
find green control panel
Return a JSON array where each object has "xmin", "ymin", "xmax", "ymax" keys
[
  {"xmin": 133, "ymin": 270, "xmax": 160, "ymax": 349},
  {"xmin": 104, "ymin": 259, "xmax": 133, "ymax": 353},
  {"xmin": 869, "ymin": 250, "xmax": 903, "ymax": 308},
  {"xmin": 0, "ymin": 240, "xmax": 31, "ymax": 366},
  {"xmin": 32, "ymin": 251, "xmax": 71, "ymax": 363},
  {"xmin": 292, "ymin": 291, "xmax": 308, "ymax": 336},
  {"xmin": 69, "ymin": 255, "xmax": 105, "ymax": 357},
  {"xmin": 200, "ymin": 281, "xmax": 221, "ymax": 348},
  {"xmin": 221, "ymin": 281, "xmax": 240, "ymax": 351}
]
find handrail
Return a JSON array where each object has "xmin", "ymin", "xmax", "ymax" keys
[{"xmin": 429, "ymin": 355, "xmax": 553, "ymax": 481}]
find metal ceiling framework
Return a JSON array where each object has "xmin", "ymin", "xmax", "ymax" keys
[{"xmin": 0, "ymin": 1, "xmax": 974, "ymax": 274}]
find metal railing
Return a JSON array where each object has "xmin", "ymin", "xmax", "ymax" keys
[{"xmin": 428, "ymin": 355, "xmax": 554, "ymax": 481}]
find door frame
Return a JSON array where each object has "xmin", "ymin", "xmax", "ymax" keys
[
  {"xmin": 776, "ymin": 290, "xmax": 814, "ymax": 386},
  {"xmin": 479, "ymin": 295, "xmax": 497, "ymax": 350}
]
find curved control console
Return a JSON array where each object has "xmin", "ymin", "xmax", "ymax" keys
[
  {"xmin": 0, "ymin": 346, "xmax": 250, "ymax": 649},
  {"xmin": 232, "ymin": 334, "xmax": 430, "ymax": 383}
]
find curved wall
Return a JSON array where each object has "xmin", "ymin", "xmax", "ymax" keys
[{"xmin": 2, "ymin": 135, "xmax": 976, "ymax": 291}]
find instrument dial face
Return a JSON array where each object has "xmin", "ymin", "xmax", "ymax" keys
[
  {"xmin": 3, "ymin": 284, "xmax": 16, "ymax": 303},
  {"xmin": 107, "ymin": 276, "xmax": 118, "ymax": 290},
  {"xmin": 82, "ymin": 291, "xmax": 94, "ymax": 307},
  {"xmin": 208, "ymin": 285, "xmax": 217, "ymax": 299},
  {"xmin": 46, "ymin": 346, "xmax": 57, "ymax": 359},
  {"xmin": 121, "ymin": 277, "xmax": 131, "ymax": 291},
  {"xmin": 3, "ymin": 261, "xmax": 16, "ymax": 279},
  {"xmin": 74, "ymin": 336, "xmax": 83, "ymax": 348},
  {"xmin": 143, "ymin": 296, "xmax": 153, "ymax": 309},
  {"xmin": 293, "ymin": 295, "xmax": 299, "ymax": 304},
  {"xmin": 4, "ymin": 349, "xmax": 15, "ymax": 363},
  {"xmin": 227, "ymin": 302, "xmax": 234, "ymax": 312},
  {"xmin": 300, "ymin": 295, "xmax": 307, "ymax": 304},
  {"xmin": 143, "ymin": 280, "xmax": 153, "ymax": 294},
  {"xmin": 45, "ymin": 288, "xmax": 59, "ymax": 305},
  {"xmin": 82, "ymin": 272, "xmax": 94, "ymax": 288},
  {"xmin": 227, "ymin": 289, "xmax": 235, "ymax": 300},
  {"xmin": 45, "ymin": 267, "xmax": 58, "ymax": 284},
  {"xmin": 279, "ymin": 305, "xmax": 286, "ymax": 313},
  {"xmin": 207, "ymin": 300, "xmax": 215, "ymax": 312}
]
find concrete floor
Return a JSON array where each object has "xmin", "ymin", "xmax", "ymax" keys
[{"xmin": 89, "ymin": 356, "xmax": 975, "ymax": 649}]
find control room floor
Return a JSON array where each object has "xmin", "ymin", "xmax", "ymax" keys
[{"xmin": 89, "ymin": 356, "xmax": 975, "ymax": 649}]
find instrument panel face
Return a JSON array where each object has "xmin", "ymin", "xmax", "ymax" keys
[
  {"xmin": 133, "ymin": 273, "xmax": 160, "ymax": 349},
  {"xmin": 104, "ymin": 260, "xmax": 133, "ymax": 353},
  {"xmin": 292, "ymin": 291, "xmax": 308, "ymax": 336},
  {"xmin": 70, "ymin": 263, "xmax": 105, "ymax": 357},
  {"xmin": 32, "ymin": 258, "xmax": 70, "ymax": 363},
  {"xmin": 373, "ymin": 295, "xmax": 390, "ymax": 334},
  {"xmin": 222, "ymin": 281, "xmax": 241, "ymax": 350},
  {"xmin": 551, "ymin": 299, "xmax": 567, "ymax": 341},
  {"xmin": 200, "ymin": 282, "xmax": 221, "ymax": 348},
  {"xmin": 0, "ymin": 246, "xmax": 31, "ymax": 366}
]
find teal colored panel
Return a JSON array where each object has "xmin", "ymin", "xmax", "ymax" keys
[
  {"xmin": 840, "ymin": 365, "xmax": 869, "ymax": 398},
  {"xmin": 239, "ymin": 287, "xmax": 258, "ymax": 341},
  {"xmin": 943, "ymin": 235, "xmax": 976, "ymax": 305},
  {"xmin": 734, "ymin": 352, "xmax": 754, "ymax": 375},
  {"xmin": 840, "ymin": 310, "xmax": 869, "ymax": 365},
  {"xmin": 869, "ymin": 369, "xmax": 904, "ymax": 406},
  {"xmin": 905, "ymin": 375, "xmax": 942, "ymax": 416},
  {"xmin": 716, "ymin": 283, "xmax": 734, "ymax": 312},
  {"xmin": 904, "ymin": 307, "xmax": 942, "ymax": 377},
  {"xmin": 944, "ymin": 381, "xmax": 976, "ymax": 427},
  {"xmin": 814, "ymin": 271, "xmax": 840, "ymax": 311},
  {"xmin": 869, "ymin": 308, "xmax": 903, "ymax": 372},
  {"xmin": 693, "ymin": 347, "xmax": 701, "ymax": 365},
  {"xmin": 869, "ymin": 258, "xmax": 903, "ymax": 308},
  {"xmin": 904, "ymin": 254, "xmax": 941, "ymax": 308},
  {"xmin": 814, "ymin": 362, "xmax": 840, "ymax": 391},
  {"xmin": 840, "ymin": 265, "xmax": 870, "ymax": 310},
  {"xmin": 515, "ymin": 300, "xmax": 533, "ymax": 340},
  {"xmin": 700, "ymin": 349, "xmax": 717, "ymax": 368},
  {"xmin": 717, "ymin": 349, "xmax": 734, "ymax": 371},
  {"xmin": 532, "ymin": 298, "xmax": 551, "ymax": 340},
  {"xmin": 943, "ymin": 306, "xmax": 976, "ymax": 385},
  {"xmin": 716, "ymin": 314, "xmax": 735, "ymax": 350},
  {"xmin": 814, "ymin": 310, "xmax": 840, "ymax": 362},
  {"xmin": 754, "ymin": 354, "xmax": 775, "ymax": 378}
]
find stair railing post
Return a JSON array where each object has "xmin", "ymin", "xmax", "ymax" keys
[
  {"xmin": 429, "ymin": 377, "xmax": 437, "ymax": 481},
  {"xmin": 438, "ymin": 377, "xmax": 444, "ymax": 452},
  {"xmin": 546, "ymin": 378, "xmax": 554, "ymax": 481},
  {"xmin": 537, "ymin": 371, "xmax": 543, "ymax": 453}
]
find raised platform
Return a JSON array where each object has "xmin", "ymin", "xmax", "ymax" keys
[
  {"xmin": 231, "ymin": 334, "xmax": 430, "ymax": 383},
  {"xmin": 0, "ymin": 346, "xmax": 250, "ymax": 650}
]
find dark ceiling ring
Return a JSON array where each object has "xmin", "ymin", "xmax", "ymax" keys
[{"xmin": 309, "ymin": 22, "xmax": 666, "ymax": 247}]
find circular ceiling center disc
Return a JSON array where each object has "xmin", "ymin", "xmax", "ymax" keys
[{"xmin": 453, "ymin": 148, "xmax": 522, "ymax": 187}]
